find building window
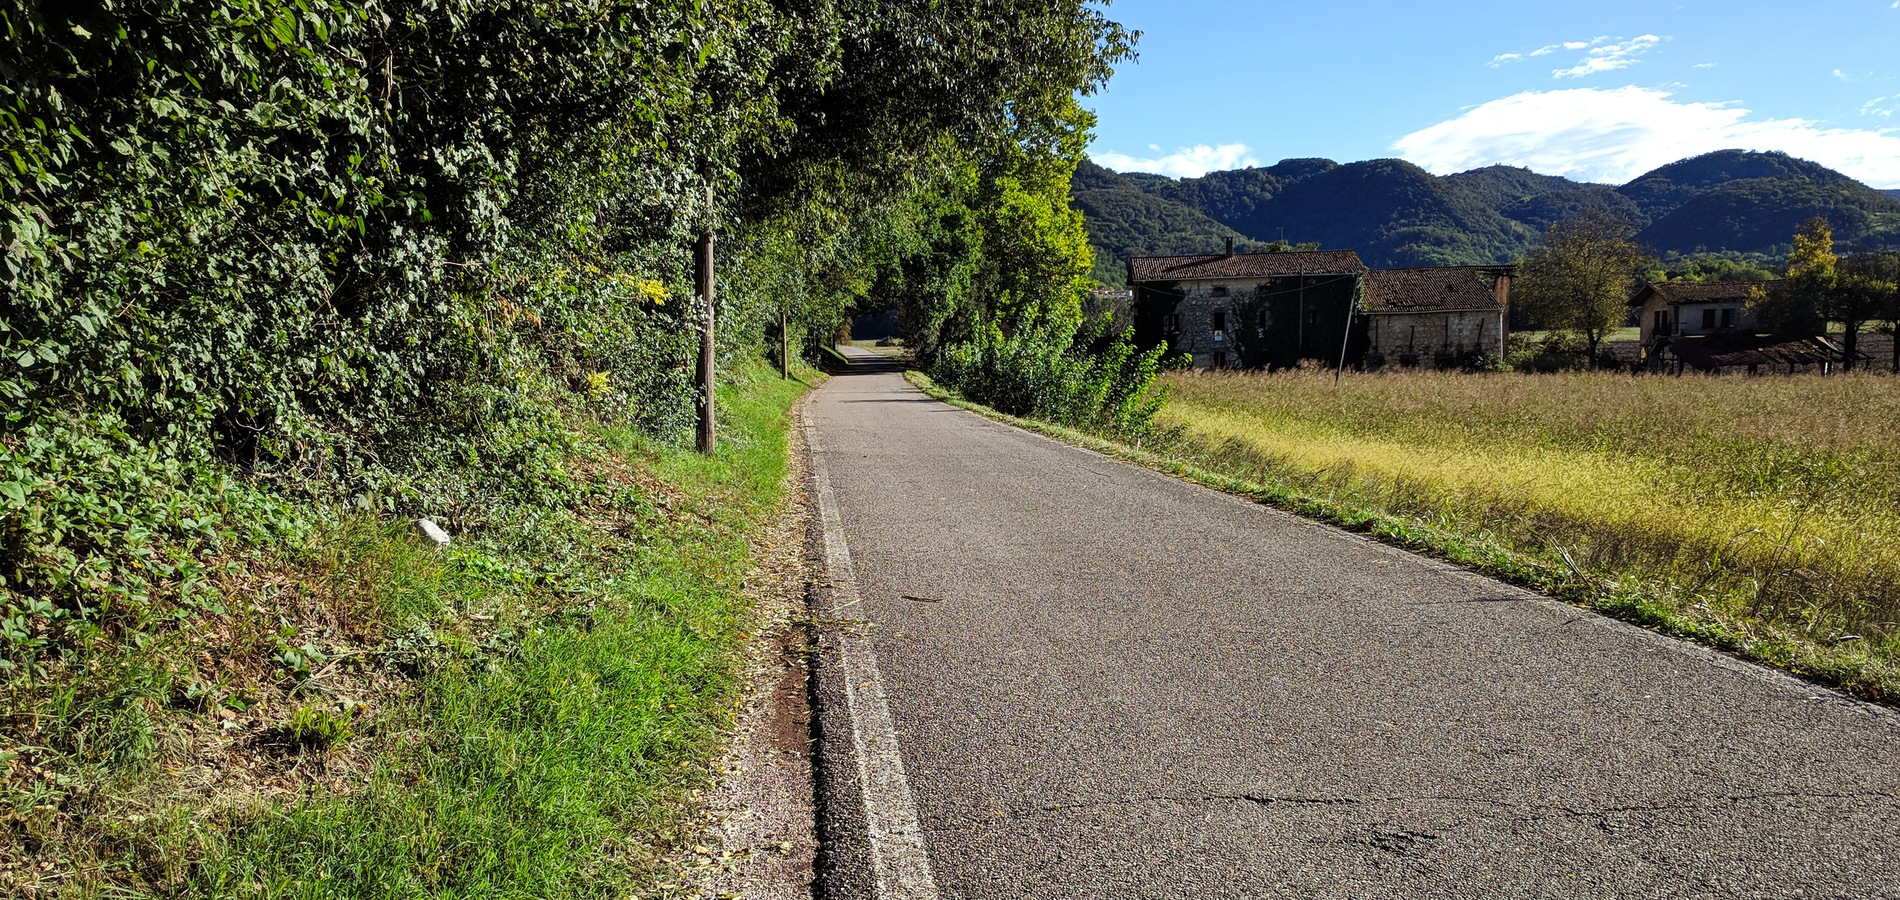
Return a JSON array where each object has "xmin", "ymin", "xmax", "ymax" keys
[
  {"xmin": 1164, "ymin": 313, "xmax": 1181, "ymax": 331},
  {"xmin": 1653, "ymin": 310, "xmax": 1669, "ymax": 334},
  {"xmin": 1211, "ymin": 310, "xmax": 1227, "ymax": 332},
  {"xmin": 1701, "ymin": 308, "xmax": 1716, "ymax": 330},
  {"xmin": 1720, "ymin": 308, "xmax": 1736, "ymax": 329},
  {"xmin": 1210, "ymin": 286, "xmax": 1229, "ymax": 298},
  {"xmin": 1212, "ymin": 351, "xmax": 1226, "ymax": 369}
]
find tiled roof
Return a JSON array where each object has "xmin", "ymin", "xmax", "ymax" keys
[
  {"xmin": 1361, "ymin": 266, "xmax": 1508, "ymax": 313},
  {"xmin": 1629, "ymin": 280, "xmax": 1779, "ymax": 307},
  {"xmin": 1665, "ymin": 333, "xmax": 1865, "ymax": 370},
  {"xmin": 1128, "ymin": 250, "xmax": 1367, "ymax": 283}
]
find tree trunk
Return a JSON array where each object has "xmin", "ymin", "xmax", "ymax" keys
[{"xmin": 1842, "ymin": 320, "xmax": 1858, "ymax": 372}]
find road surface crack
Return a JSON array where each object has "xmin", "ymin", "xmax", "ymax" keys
[
  {"xmin": 1028, "ymin": 790, "xmax": 1898, "ymax": 821},
  {"xmin": 1033, "ymin": 793, "xmax": 1362, "ymax": 814}
]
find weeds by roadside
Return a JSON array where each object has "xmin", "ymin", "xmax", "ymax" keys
[{"xmin": 2, "ymin": 361, "xmax": 815, "ymax": 898}]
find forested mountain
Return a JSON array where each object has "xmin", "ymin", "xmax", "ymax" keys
[
  {"xmin": 1071, "ymin": 162, "xmax": 1263, "ymax": 283},
  {"xmin": 1079, "ymin": 150, "xmax": 1900, "ymax": 274}
]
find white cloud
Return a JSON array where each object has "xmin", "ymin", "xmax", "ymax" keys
[
  {"xmin": 1091, "ymin": 143, "xmax": 1260, "ymax": 179},
  {"xmin": 1865, "ymin": 95, "xmax": 1897, "ymax": 118},
  {"xmin": 1694, "ymin": 62, "xmax": 1718, "ymax": 69},
  {"xmin": 1490, "ymin": 35, "xmax": 1662, "ymax": 78},
  {"xmin": 1490, "ymin": 40, "xmax": 1583, "ymax": 66},
  {"xmin": 1392, "ymin": 86, "xmax": 1900, "ymax": 188},
  {"xmin": 1553, "ymin": 35, "xmax": 1664, "ymax": 79}
]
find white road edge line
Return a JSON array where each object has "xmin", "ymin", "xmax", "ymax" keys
[{"xmin": 806, "ymin": 415, "xmax": 942, "ymax": 900}]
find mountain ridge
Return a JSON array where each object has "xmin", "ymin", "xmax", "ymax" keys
[{"xmin": 1078, "ymin": 149, "xmax": 1900, "ymax": 281}]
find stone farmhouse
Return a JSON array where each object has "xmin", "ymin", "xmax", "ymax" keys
[
  {"xmin": 1126, "ymin": 246, "xmax": 1511, "ymax": 371},
  {"xmin": 1361, "ymin": 266, "xmax": 1512, "ymax": 370}
]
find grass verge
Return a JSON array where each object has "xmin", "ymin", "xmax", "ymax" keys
[
  {"xmin": 3, "ymin": 360, "xmax": 818, "ymax": 898},
  {"xmin": 906, "ymin": 368, "xmax": 1900, "ymax": 703}
]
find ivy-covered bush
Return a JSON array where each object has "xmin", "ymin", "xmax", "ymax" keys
[
  {"xmin": 934, "ymin": 318, "xmax": 1171, "ymax": 436},
  {"xmin": 0, "ymin": 0, "xmax": 781, "ymax": 664},
  {"xmin": 0, "ymin": 0, "xmax": 1136, "ymax": 673}
]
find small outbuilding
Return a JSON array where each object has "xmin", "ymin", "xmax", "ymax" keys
[
  {"xmin": 1652, "ymin": 333, "xmax": 1868, "ymax": 375},
  {"xmin": 1360, "ymin": 266, "xmax": 1513, "ymax": 370}
]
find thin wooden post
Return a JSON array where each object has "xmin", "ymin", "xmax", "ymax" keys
[
  {"xmin": 695, "ymin": 175, "xmax": 716, "ymax": 454},
  {"xmin": 1297, "ymin": 275, "xmax": 1306, "ymax": 357},
  {"xmin": 1335, "ymin": 279, "xmax": 1356, "ymax": 385},
  {"xmin": 781, "ymin": 304, "xmax": 791, "ymax": 379}
]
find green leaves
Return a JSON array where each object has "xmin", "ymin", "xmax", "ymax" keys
[
  {"xmin": 1, "ymin": 0, "xmax": 1135, "ymax": 673},
  {"xmin": 1515, "ymin": 210, "xmax": 1654, "ymax": 360}
]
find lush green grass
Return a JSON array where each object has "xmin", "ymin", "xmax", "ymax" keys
[
  {"xmin": 1513, "ymin": 326, "xmax": 1642, "ymax": 344},
  {"xmin": 912, "ymin": 367, "xmax": 1900, "ymax": 701},
  {"xmin": 2, "ymin": 361, "xmax": 816, "ymax": 898}
]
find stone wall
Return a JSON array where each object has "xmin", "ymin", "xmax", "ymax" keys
[{"xmin": 1364, "ymin": 309, "xmax": 1506, "ymax": 369}]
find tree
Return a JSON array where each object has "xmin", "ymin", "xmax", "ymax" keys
[
  {"xmin": 1752, "ymin": 218, "xmax": 1895, "ymax": 370},
  {"xmin": 1663, "ymin": 256, "xmax": 1778, "ymax": 283},
  {"xmin": 1514, "ymin": 211, "xmax": 1654, "ymax": 365},
  {"xmin": 1840, "ymin": 251, "xmax": 1900, "ymax": 373},
  {"xmin": 1754, "ymin": 217, "xmax": 1836, "ymax": 337}
]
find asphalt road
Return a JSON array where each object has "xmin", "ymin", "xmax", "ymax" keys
[{"xmin": 806, "ymin": 347, "xmax": 1900, "ymax": 900}]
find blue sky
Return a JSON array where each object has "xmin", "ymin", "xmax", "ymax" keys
[{"xmin": 1084, "ymin": 0, "xmax": 1900, "ymax": 187}]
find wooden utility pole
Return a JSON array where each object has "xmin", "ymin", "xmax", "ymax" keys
[
  {"xmin": 781, "ymin": 303, "xmax": 791, "ymax": 379},
  {"xmin": 695, "ymin": 173, "xmax": 716, "ymax": 454},
  {"xmin": 1335, "ymin": 289, "xmax": 1357, "ymax": 386}
]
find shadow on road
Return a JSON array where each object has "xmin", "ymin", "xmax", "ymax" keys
[{"xmin": 827, "ymin": 348, "xmax": 911, "ymax": 376}]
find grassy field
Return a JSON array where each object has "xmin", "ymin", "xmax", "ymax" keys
[
  {"xmin": 2, "ymin": 362, "xmax": 815, "ymax": 898},
  {"xmin": 1156, "ymin": 368, "xmax": 1900, "ymax": 697},
  {"xmin": 1512, "ymin": 326, "xmax": 1643, "ymax": 345}
]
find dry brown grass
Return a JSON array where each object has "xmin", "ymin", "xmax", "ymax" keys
[{"xmin": 1160, "ymin": 369, "xmax": 1900, "ymax": 664}]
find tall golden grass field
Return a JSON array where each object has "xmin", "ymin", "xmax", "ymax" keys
[{"xmin": 1159, "ymin": 369, "xmax": 1900, "ymax": 661}]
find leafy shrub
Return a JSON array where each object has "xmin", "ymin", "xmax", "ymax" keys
[
  {"xmin": 1506, "ymin": 333, "xmax": 1590, "ymax": 372},
  {"xmin": 1456, "ymin": 350, "xmax": 1507, "ymax": 373},
  {"xmin": 932, "ymin": 317, "xmax": 1169, "ymax": 436}
]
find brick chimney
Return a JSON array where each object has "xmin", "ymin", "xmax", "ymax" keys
[{"xmin": 1225, "ymin": 236, "xmax": 1235, "ymax": 257}]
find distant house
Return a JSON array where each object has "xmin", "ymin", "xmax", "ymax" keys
[
  {"xmin": 1126, "ymin": 245, "xmax": 1511, "ymax": 371},
  {"xmin": 1629, "ymin": 281, "xmax": 1773, "ymax": 348},
  {"xmin": 1628, "ymin": 279, "xmax": 1868, "ymax": 374},
  {"xmin": 1361, "ymin": 266, "xmax": 1512, "ymax": 370},
  {"xmin": 1127, "ymin": 246, "xmax": 1368, "ymax": 370}
]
